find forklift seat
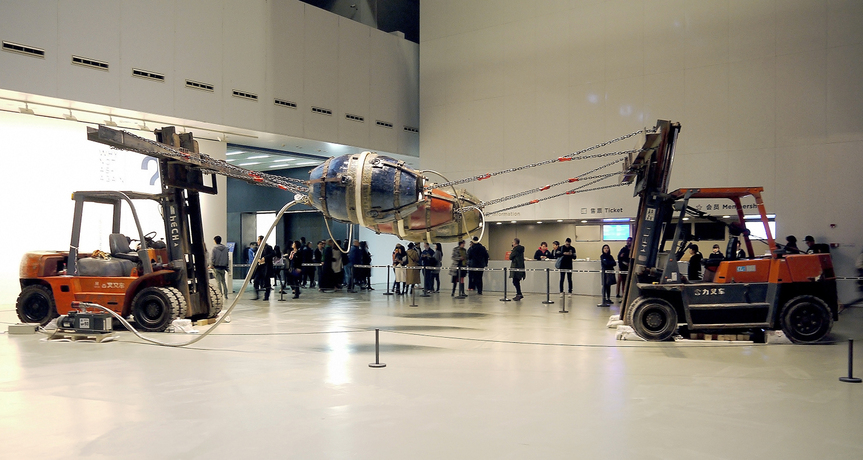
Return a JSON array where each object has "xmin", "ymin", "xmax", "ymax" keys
[{"xmin": 109, "ymin": 233, "xmax": 140, "ymax": 263}]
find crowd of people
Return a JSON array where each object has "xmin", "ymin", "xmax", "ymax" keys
[
  {"xmin": 211, "ymin": 230, "xmax": 853, "ymax": 304},
  {"xmin": 233, "ymin": 237, "xmax": 375, "ymax": 300}
]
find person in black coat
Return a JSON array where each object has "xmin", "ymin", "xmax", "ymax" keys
[
  {"xmin": 686, "ymin": 244, "xmax": 702, "ymax": 281},
  {"xmin": 253, "ymin": 235, "xmax": 275, "ymax": 300},
  {"xmin": 466, "ymin": 236, "xmax": 489, "ymax": 295},
  {"xmin": 534, "ymin": 242, "xmax": 551, "ymax": 260},
  {"xmin": 600, "ymin": 244, "xmax": 616, "ymax": 304},
  {"xmin": 509, "ymin": 238, "xmax": 526, "ymax": 301},
  {"xmin": 556, "ymin": 238, "xmax": 576, "ymax": 295},
  {"xmin": 616, "ymin": 237, "xmax": 632, "ymax": 298}
]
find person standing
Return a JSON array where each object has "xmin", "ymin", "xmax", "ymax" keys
[
  {"xmin": 211, "ymin": 236, "xmax": 229, "ymax": 299},
  {"xmin": 557, "ymin": 238, "xmax": 575, "ymax": 297},
  {"xmin": 686, "ymin": 244, "xmax": 703, "ymax": 281},
  {"xmin": 467, "ymin": 236, "xmax": 489, "ymax": 295},
  {"xmin": 314, "ymin": 241, "xmax": 326, "ymax": 290},
  {"xmin": 254, "ymin": 235, "xmax": 274, "ymax": 300},
  {"xmin": 302, "ymin": 240, "xmax": 315, "ymax": 288},
  {"xmin": 600, "ymin": 244, "xmax": 616, "ymax": 304},
  {"xmin": 450, "ymin": 240, "xmax": 467, "ymax": 296},
  {"xmin": 406, "ymin": 243, "xmax": 421, "ymax": 295},
  {"xmin": 616, "ymin": 237, "xmax": 632, "ymax": 298},
  {"xmin": 421, "ymin": 242, "xmax": 435, "ymax": 294},
  {"xmin": 360, "ymin": 241, "xmax": 373, "ymax": 290},
  {"xmin": 288, "ymin": 241, "xmax": 302, "ymax": 299},
  {"xmin": 433, "ymin": 243, "xmax": 443, "ymax": 292},
  {"xmin": 510, "ymin": 238, "xmax": 526, "ymax": 301},
  {"xmin": 347, "ymin": 239, "xmax": 361, "ymax": 292}
]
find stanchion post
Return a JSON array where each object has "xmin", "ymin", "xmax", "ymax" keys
[
  {"xmin": 369, "ymin": 328, "xmax": 387, "ymax": 368},
  {"xmin": 559, "ymin": 286, "xmax": 568, "ymax": 313},
  {"xmin": 840, "ymin": 338, "xmax": 862, "ymax": 383},
  {"xmin": 500, "ymin": 268, "xmax": 511, "ymax": 302},
  {"xmin": 409, "ymin": 283, "xmax": 419, "ymax": 307},
  {"xmin": 456, "ymin": 268, "xmax": 467, "ymax": 298},
  {"xmin": 542, "ymin": 267, "xmax": 554, "ymax": 305},
  {"xmin": 383, "ymin": 265, "xmax": 394, "ymax": 296}
]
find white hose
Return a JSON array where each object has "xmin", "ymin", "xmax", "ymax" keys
[{"xmin": 66, "ymin": 198, "xmax": 302, "ymax": 347}]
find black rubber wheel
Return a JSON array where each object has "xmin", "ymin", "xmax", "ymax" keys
[
  {"xmin": 780, "ymin": 295, "xmax": 832, "ymax": 344},
  {"xmin": 207, "ymin": 284, "xmax": 223, "ymax": 318},
  {"xmin": 16, "ymin": 285, "xmax": 58, "ymax": 325},
  {"xmin": 627, "ymin": 296, "xmax": 678, "ymax": 341},
  {"xmin": 131, "ymin": 286, "xmax": 182, "ymax": 332}
]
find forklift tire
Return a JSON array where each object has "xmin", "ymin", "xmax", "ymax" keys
[
  {"xmin": 131, "ymin": 287, "xmax": 182, "ymax": 332},
  {"xmin": 627, "ymin": 296, "xmax": 678, "ymax": 341},
  {"xmin": 207, "ymin": 284, "xmax": 223, "ymax": 318},
  {"xmin": 16, "ymin": 285, "xmax": 58, "ymax": 325},
  {"xmin": 780, "ymin": 295, "xmax": 833, "ymax": 344}
]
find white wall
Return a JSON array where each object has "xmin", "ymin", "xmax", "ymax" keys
[
  {"xmin": 419, "ymin": 0, "xmax": 863, "ymax": 301},
  {"xmin": 0, "ymin": 0, "xmax": 419, "ymax": 156},
  {"xmin": 0, "ymin": 111, "xmax": 226, "ymax": 306}
]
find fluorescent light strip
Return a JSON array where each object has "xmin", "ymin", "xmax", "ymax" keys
[
  {"xmin": 247, "ymin": 154, "xmax": 270, "ymax": 159},
  {"xmin": 238, "ymin": 162, "xmax": 261, "ymax": 166}
]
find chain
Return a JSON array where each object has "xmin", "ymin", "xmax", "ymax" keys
[
  {"xmin": 428, "ymin": 128, "xmax": 653, "ymax": 191},
  {"xmin": 486, "ymin": 180, "xmax": 631, "ymax": 216},
  {"xmin": 461, "ymin": 156, "xmax": 630, "ymax": 212},
  {"xmin": 105, "ymin": 130, "xmax": 310, "ymax": 195}
]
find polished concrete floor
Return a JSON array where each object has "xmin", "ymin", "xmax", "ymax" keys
[{"xmin": 1, "ymin": 283, "xmax": 862, "ymax": 460}]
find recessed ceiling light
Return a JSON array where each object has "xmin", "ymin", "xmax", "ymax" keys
[
  {"xmin": 510, "ymin": 220, "xmax": 516, "ymax": 224},
  {"xmin": 722, "ymin": 215, "xmax": 731, "ymax": 218},
  {"xmin": 238, "ymin": 162, "xmax": 261, "ymax": 166},
  {"xmin": 247, "ymin": 154, "xmax": 270, "ymax": 159},
  {"xmin": 272, "ymin": 158, "xmax": 292, "ymax": 162},
  {"xmin": 581, "ymin": 220, "xmax": 587, "ymax": 223},
  {"xmin": 536, "ymin": 221, "xmax": 542, "ymax": 224},
  {"xmin": 682, "ymin": 217, "xmax": 690, "ymax": 221},
  {"xmin": 557, "ymin": 219, "xmax": 563, "ymax": 222},
  {"xmin": 226, "ymin": 159, "xmax": 235, "ymax": 162},
  {"xmin": 496, "ymin": 222, "xmax": 502, "ymax": 225},
  {"xmin": 268, "ymin": 164, "xmax": 286, "ymax": 168},
  {"xmin": 297, "ymin": 161, "xmax": 319, "ymax": 166},
  {"xmin": 226, "ymin": 152, "xmax": 242, "ymax": 156}
]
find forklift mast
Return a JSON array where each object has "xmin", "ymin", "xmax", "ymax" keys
[
  {"xmin": 619, "ymin": 120, "xmax": 682, "ymax": 317},
  {"xmin": 86, "ymin": 125, "xmax": 218, "ymax": 318}
]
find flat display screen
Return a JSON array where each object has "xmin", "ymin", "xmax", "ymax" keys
[{"xmin": 603, "ymin": 224, "xmax": 631, "ymax": 241}]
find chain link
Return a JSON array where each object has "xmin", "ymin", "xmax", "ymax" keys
[
  {"xmin": 487, "ymin": 180, "xmax": 631, "ymax": 216},
  {"xmin": 429, "ymin": 127, "xmax": 653, "ymax": 190},
  {"xmin": 463, "ymin": 156, "xmax": 630, "ymax": 211},
  {"xmin": 106, "ymin": 131, "xmax": 311, "ymax": 195}
]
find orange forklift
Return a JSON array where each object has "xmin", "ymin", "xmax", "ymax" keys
[
  {"xmin": 15, "ymin": 127, "xmax": 222, "ymax": 331},
  {"xmin": 619, "ymin": 121, "xmax": 838, "ymax": 343}
]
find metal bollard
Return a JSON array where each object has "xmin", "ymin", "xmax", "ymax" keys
[
  {"xmin": 839, "ymin": 339, "xmax": 861, "ymax": 383},
  {"xmin": 383, "ymin": 265, "xmax": 394, "ymax": 296},
  {"xmin": 542, "ymin": 267, "xmax": 554, "ymax": 305},
  {"xmin": 500, "ymin": 268, "xmax": 511, "ymax": 302},
  {"xmin": 369, "ymin": 328, "xmax": 386, "ymax": 368},
  {"xmin": 559, "ymin": 288, "xmax": 568, "ymax": 313},
  {"xmin": 409, "ymin": 284, "xmax": 419, "ymax": 307}
]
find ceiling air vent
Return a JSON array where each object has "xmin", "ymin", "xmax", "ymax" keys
[
  {"xmin": 311, "ymin": 106, "xmax": 332, "ymax": 116},
  {"xmin": 275, "ymin": 98, "xmax": 297, "ymax": 109},
  {"xmin": 376, "ymin": 120, "xmax": 393, "ymax": 129},
  {"xmin": 2, "ymin": 41, "xmax": 45, "ymax": 58},
  {"xmin": 345, "ymin": 113, "xmax": 364, "ymax": 123},
  {"xmin": 232, "ymin": 89, "xmax": 258, "ymax": 101},
  {"xmin": 185, "ymin": 79, "xmax": 214, "ymax": 92},
  {"xmin": 404, "ymin": 126, "xmax": 419, "ymax": 133},
  {"xmin": 132, "ymin": 68, "xmax": 165, "ymax": 82},
  {"xmin": 72, "ymin": 55, "xmax": 109, "ymax": 71}
]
